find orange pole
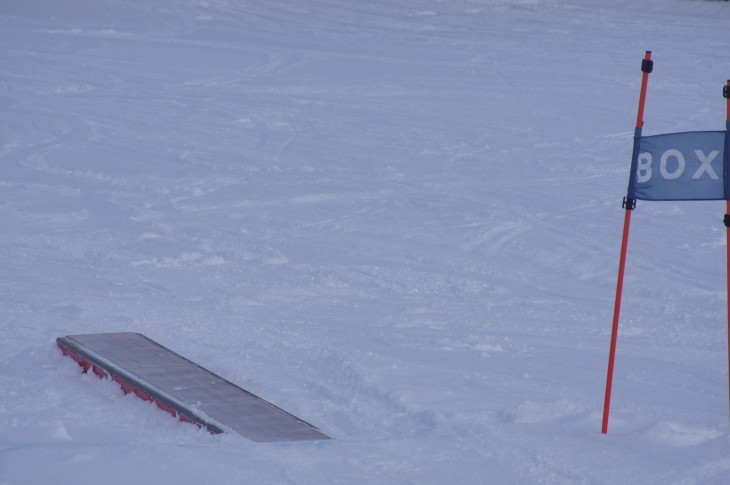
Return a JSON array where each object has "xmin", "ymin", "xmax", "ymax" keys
[
  {"xmin": 726, "ymin": 198, "xmax": 730, "ymax": 427},
  {"xmin": 602, "ymin": 51, "xmax": 652, "ymax": 434},
  {"xmin": 635, "ymin": 54, "xmax": 652, "ymax": 130},
  {"xmin": 722, "ymin": 80, "xmax": 730, "ymax": 420}
]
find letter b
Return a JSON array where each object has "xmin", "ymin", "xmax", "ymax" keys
[{"xmin": 636, "ymin": 153, "xmax": 652, "ymax": 183}]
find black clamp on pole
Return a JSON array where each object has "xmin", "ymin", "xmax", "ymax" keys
[
  {"xmin": 622, "ymin": 197, "xmax": 636, "ymax": 210},
  {"xmin": 641, "ymin": 58, "xmax": 653, "ymax": 74},
  {"xmin": 724, "ymin": 84, "xmax": 730, "ymax": 99},
  {"xmin": 724, "ymin": 214, "xmax": 730, "ymax": 228}
]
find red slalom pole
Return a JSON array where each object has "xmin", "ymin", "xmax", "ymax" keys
[
  {"xmin": 722, "ymin": 80, "xmax": 730, "ymax": 420},
  {"xmin": 601, "ymin": 51, "xmax": 653, "ymax": 435}
]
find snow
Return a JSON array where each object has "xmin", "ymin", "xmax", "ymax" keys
[{"xmin": 1, "ymin": 0, "xmax": 730, "ymax": 483}]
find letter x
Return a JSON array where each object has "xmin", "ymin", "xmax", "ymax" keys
[{"xmin": 692, "ymin": 150, "xmax": 720, "ymax": 180}]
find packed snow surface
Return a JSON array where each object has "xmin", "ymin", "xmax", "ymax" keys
[{"xmin": 2, "ymin": 0, "xmax": 730, "ymax": 483}]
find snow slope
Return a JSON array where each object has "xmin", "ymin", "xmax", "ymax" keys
[{"xmin": 1, "ymin": 0, "xmax": 730, "ymax": 483}]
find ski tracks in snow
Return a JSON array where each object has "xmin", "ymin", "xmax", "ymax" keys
[{"xmin": 3, "ymin": 0, "xmax": 730, "ymax": 483}]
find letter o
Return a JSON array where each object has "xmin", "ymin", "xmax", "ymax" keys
[{"xmin": 660, "ymin": 149, "xmax": 685, "ymax": 180}]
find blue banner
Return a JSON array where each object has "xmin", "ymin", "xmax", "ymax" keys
[{"xmin": 628, "ymin": 131, "xmax": 727, "ymax": 201}]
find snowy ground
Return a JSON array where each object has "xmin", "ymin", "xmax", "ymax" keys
[{"xmin": 2, "ymin": 0, "xmax": 730, "ymax": 483}]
